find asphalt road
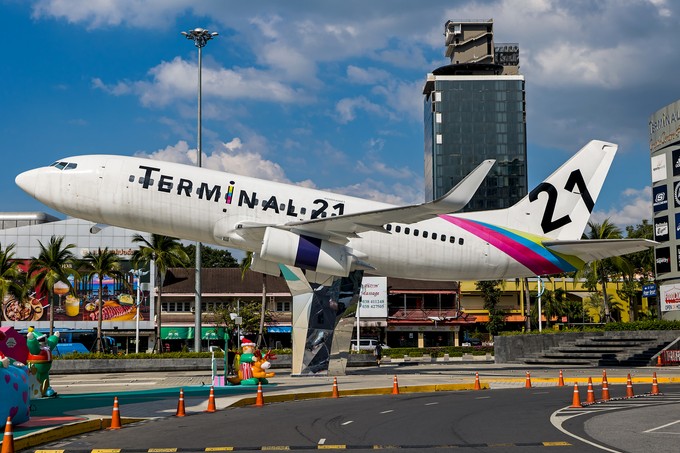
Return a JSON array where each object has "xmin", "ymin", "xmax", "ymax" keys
[{"xmin": 34, "ymin": 385, "xmax": 680, "ymax": 453}]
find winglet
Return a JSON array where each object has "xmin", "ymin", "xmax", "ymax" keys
[{"xmin": 430, "ymin": 159, "xmax": 495, "ymax": 213}]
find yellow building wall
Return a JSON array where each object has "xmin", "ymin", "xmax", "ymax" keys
[{"xmin": 458, "ymin": 278, "xmax": 645, "ymax": 324}]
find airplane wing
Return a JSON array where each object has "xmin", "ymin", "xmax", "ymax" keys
[
  {"xmin": 236, "ymin": 159, "xmax": 495, "ymax": 240},
  {"xmin": 543, "ymin": 239, "xmax": 657, "ymax": 262}
]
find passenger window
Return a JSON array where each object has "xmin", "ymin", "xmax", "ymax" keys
[
  {"xmin": 404, "ymin": 227, "xmax": 410, "ymax": 234},
  {"xmin": 432, "ymin": 233, "xmax": 437, "ymax": 240},
  {"xmin": 386, "ymin": 224, "xmax": 392, "ymax": 231},
  {"xmin": 423, "ymin": 231, "xmax": 428, "ymax": 238},
  {"xmin": 414, "ymin": 229, "xmax": 419, "ymax": 236},
  {"xmin": 395, "ymin": 226, "xmax": 401, "ymax": 233},
  {"xmin": 450, "ymin": 236, "xmax": 456, "ymax": 243},
  {"xmin": 441, "ymin": 235, "xmax": 447, "ymax": 242},
  {"xmin": 459, "ymin": 238, "xmax": 464, "ymax": 245}
]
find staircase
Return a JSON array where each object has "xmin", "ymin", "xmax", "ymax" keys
[{"xmin": 518, "ymin": 333, "xmax": 672, "ymax": 366}]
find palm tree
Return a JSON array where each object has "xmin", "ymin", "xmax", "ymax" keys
[
  {"xmin": 132, "ymin": 234, "xmax": 189, "ymax": 353},
  {"xmin": 240, "ymin": 251, "xmax": 267, "ymax": 348},
  {"xmin": 81, "ymin": 248, "xmax": 127, "ymax": 352},
  {"xmin": 578, "ymin": 219, "xmax": 628, "ymax": 323},
  {"xmin": 0, "ymin": 242, "xmax": 23, "ymax": 327},
  {"xmin": 28, "ymin": 235, "xmax": 77, "ymax": 335}
]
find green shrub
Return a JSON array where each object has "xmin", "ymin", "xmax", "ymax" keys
[
  {"xmin": 383, "ymin": 346, "xmax": 493, "ymax": 359},
  {"xmin": 604, "ymin": 320, "xmax": 680, "ymax": 331}
]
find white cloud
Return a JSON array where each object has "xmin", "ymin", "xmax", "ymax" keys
[
  {"xmin": 32, "ymin": 0, "xmax": 185, "ymax": 29},
  {"xmin": 335, "ymin": 96, "xmax": 382, "ymax": 124},
  {"xmin": 590, "ymin": 186, "xmax": 652, "ymax": 229},
  {"xmin": 347, "ymin": 65, "xmax": 390, "ymax": 84},
  {"xmin": 93, "ymin": 57, "xmax": 308, "ymax": 107}
]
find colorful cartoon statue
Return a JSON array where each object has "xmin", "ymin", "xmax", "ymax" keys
[
  {"xmin": 228, "ymin": 338, "xmax": 276, "ymax": 386},
  {"xmin": 26, "ymin": 328, "xmax": 60, "ymax": 397},
  {"xmin": 0, "ymin": 331, "xmax": 30, "ymax": 425}
]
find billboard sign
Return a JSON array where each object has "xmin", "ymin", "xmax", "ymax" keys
[
  {"xmin": 653, "ymin": 185, "xmax": 668, "ymax": 212},
  {"xmin": 358, "ymin": 276, "xmax": 388, "ymax": 318},
  {"xmin": 655, "ymin": 215, "xmax": 670, "ymax": 242},
  {"xmin": 642, "ymin": 284, "xmax": 657, "ymax": 298},
  {"xmin": 656, "ymin": 247, "xmax": 672, "ymax": 274},
  {"xmin": 651, "ymin": 154, "xmax": 667, "ymax": 182},
  {"xmin": 660, "ymin": 283, "xmax": 680, "ymax": 311}
]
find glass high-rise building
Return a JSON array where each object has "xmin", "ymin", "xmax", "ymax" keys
[{"xmin": 423, "ymin": 20, "xmax": 527, "ymax": 211}]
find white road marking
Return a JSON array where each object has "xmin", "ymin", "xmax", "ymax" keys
[
  {"xmin": 425, "ymin": 402, "xmax": 439, "ymax": 406},
  {"xmin": 475, "ymin": 396, "xmax": 491, "ymax": 399},
  {"xmin": 380, "ymin": 410, "xmax": 394, "ymax": 414},
  {"xmin": 318, "ymin": 439, "xmax": 326, "ymax": 445},
  {"xmin": 341, "ymin": 421, "xmax": 353, "ymax": 426},
  {"xmin": 643, "ymin": 420, "xmax": 680, "ymax": 434}
]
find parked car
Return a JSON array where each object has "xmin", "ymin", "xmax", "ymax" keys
[
  {"xmin": 462, "ymin": 337, "xmax": 482, "ymax": 347},
  {"xmin": 350, "ymin": 339, "xmax": 390, "ymax": 351}
]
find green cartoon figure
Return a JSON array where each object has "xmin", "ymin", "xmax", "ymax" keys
[{"xmin": 26, "ymin": 328, "xmax": 60, "ymax": 397}]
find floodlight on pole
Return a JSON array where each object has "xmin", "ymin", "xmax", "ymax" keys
[{"xmin": 181, "ymin": 27, "xmax": 218, "ymax": 353}]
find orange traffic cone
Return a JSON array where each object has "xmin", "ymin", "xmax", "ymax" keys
[
  {"xmin": 1, "ymin": 417, "xmax": 14, "ymax": 453},
  {"xmin": 205, "ymin": 386, "xmax": 217, "ymax": 413},
  {"xmin": 525, "ymin": 371, "xmax": 532, "ymax": 388},
  {"xmin": 176, "ymin": 388, "xmax": 186, "ymax": 417},
  {"xmin": 332, "ymin": 377, "xmax": 340, "ymax": 398},
  {"xmin": 626, "ymin": 374, "xmax": 634, "ymax": 398},
  {"xmin": 557, "ymin": 370, "xmax": 565, "ymax": 387},
  {"xmin": 391, "ymin": 375, "xmax": 400, "ymax": 395},
  {"xmin": 473, "ymin": 372, "xmax": 481, "ymax": 390},
  {"xmin": 656, "ymin": 355, "xmax": 663, "ymax": 367},
  {"xmin": 255, "ymin": 382, "xmax": 265, "ymax": 407},
  {"xmin": 586, "ymin": 377, "xmax": 596, "ymax": 404},
  {"xmin": 570, "ymin": 383, "xmax": 582, "ymax": 408},
  {"xmin": 107, "ymin": 397, "xmax": 122, "ymax": 430},
  {"xmin": 651, "ymin": 372, "xmax": 660, "ymax": 395},
  {"xmin": 601, "ymin": 377, "xmax": 610, "ymax": 401}
]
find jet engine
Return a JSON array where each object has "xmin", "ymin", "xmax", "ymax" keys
[{"xmin": 260, "ymin": 227, "xmax": 354, "ymax": 277}]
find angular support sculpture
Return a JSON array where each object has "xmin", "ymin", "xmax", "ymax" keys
[{"xmin": 281, "ymin": 265, "xmax": 363, "ymax": 376}]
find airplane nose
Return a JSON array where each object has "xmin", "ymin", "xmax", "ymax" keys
[{"xmin": 15, "ymin": 169, "xmax": 39, "ymax": 197}]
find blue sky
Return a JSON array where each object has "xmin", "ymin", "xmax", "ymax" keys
[{"xmin": 2, "ymin": 0, "xmax": 678, "ymax": 230}]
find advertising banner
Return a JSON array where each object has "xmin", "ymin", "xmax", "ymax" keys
[
  {"xmin": 358, "ymin": 276, "xmax": 388, "ymax": 318},
  {"xmin": 651, "ymin": 154, "xmax": 667, "ymax": 182},
  {"xmin": 655, "ymin": 215, "xmax": 670, "ymax": 242},
  {"xmin": 660, "ymin": 283, "xmax": 680, "ymax": 311},
  {"xmin": 653, "ymin": 185, "xmax": 668, "ymax": 212},
  {"xmin": 1, "ymin": 274, "xmax": 151, "ymax": 327}
]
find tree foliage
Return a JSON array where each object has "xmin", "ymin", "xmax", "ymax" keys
[
  {"xmin": 28, "ymin": 235, "xmax": 78, "ymax": 335},
  {"xmin": 475, "ymin": 280, "xmax": 505, "ymax": 336},
  {"xmin": 132, "ymin": 234, "xmax": 190, "ymax": 353},
  {"xmin": 80, "ymin": 248, "xmax": 127, "ymax": 352},
  {"xmin": 182, "ymin": 244, "xmax": 239, "ymax": 268},
  {"xmin": 207, "ymin": 299, "xmax": 273, "ymax": 349}
]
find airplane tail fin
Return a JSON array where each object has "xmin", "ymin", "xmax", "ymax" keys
[{"xmin": 468, "ymin": 140, "xmax": 617, "ymax": 240}]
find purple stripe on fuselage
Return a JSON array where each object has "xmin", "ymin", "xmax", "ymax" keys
[
  {"xmin": 295, "ymin": 235, "xmax": 322, "ymax": 271},
  {"xmin": 440, "ymin": 215, "xmax": 565, "ymax": 275}
]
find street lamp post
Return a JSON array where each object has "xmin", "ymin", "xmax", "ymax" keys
[{"xmin": 182, "ymin": 28, "xmax": 218, "ymax": 353}]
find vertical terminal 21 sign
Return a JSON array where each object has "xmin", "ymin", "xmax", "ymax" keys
[{"xmin": 660, "ymin": 283, "xmax": 680, "ymax": 312}]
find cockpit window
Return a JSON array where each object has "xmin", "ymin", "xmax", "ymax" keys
[{"xmin": 49, "ymin": 161, "xmax": 77, "ymax": 170}]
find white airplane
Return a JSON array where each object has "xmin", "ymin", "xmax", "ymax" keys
[{"xmin": 15, "ymin": 140, "xmax": 655, "ymax": 283}]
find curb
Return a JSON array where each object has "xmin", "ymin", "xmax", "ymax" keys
[{"xmin": 13, "ymin": 418, "xmax": 145, "ymax": 451}]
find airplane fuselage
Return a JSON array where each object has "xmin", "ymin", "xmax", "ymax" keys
[{"xmin": 17, "ymin": 155, "xmax": 536, "ymax": 281}]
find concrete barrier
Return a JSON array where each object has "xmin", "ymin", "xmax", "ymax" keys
[{"xmin": 51, "ymin": 353, "xmax": 377, "ymax": 374}]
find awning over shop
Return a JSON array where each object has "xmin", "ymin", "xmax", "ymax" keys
[
  {"xmin": 161, "ymin": 327, "xmax": 191, "ymax": 340},
  {"xmin": 267, "ymin": 326, "xmax": 292, "ymax": 333},
  {"xmin": 201, "ymin": 327, "xmax": 227, "ymax": 340},
  {"xmin": 161, "ymin": 327, "xmax": 228, "ymax": 340}
]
